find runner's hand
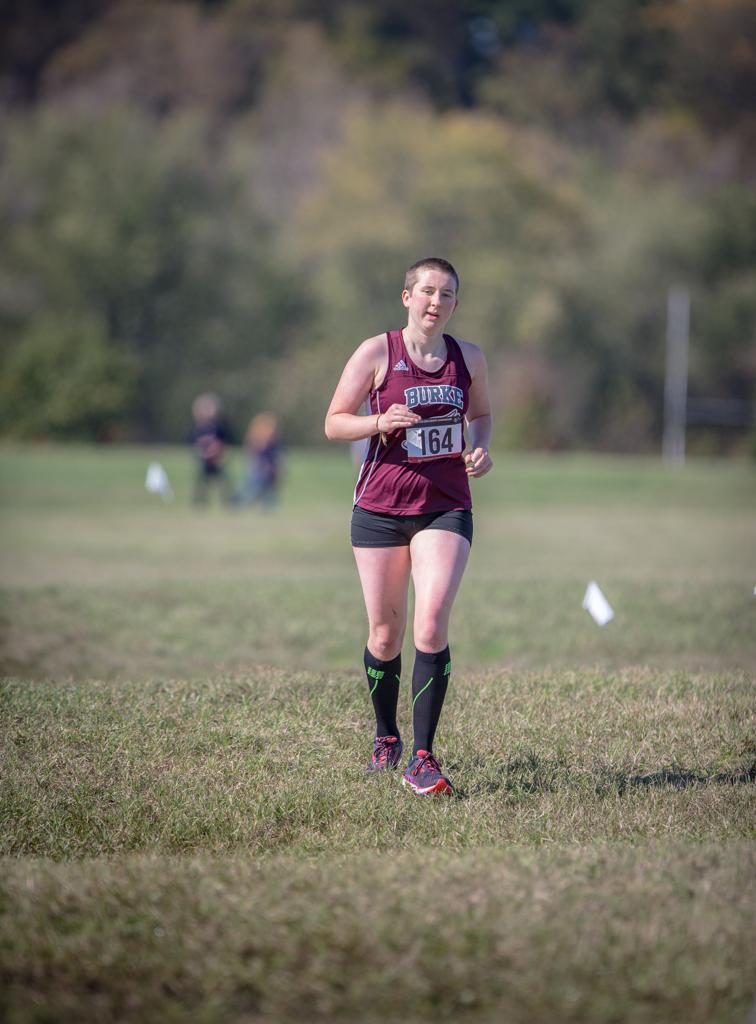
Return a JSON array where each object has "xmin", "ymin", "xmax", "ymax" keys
[
  {"xmin": 464, "ymin": 447, "xmax": 492, "ymax": 477},
  {"xmin": 377, "ymin": 404, "xmax": 422, "ymax": 432}
]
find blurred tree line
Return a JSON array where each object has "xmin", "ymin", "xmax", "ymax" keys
[{"xmin": 0, "ymin": 0, "xmax": 754, "ymax": 450}]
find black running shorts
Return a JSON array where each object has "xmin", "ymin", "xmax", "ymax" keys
[{"xmin": 351, "ymin": 505, "xmax": 473, "ymax": 548}]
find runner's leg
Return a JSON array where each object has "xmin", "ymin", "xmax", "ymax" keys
[
  {"xmin": 410, "ymin": 527, "xmax": 469, "ymax": 654},
  {"xmin": 409, "ymin": 529, "xmax": 470, "ymax": 753},
  {"xmin": 353, "ymin": 545, "xmax": 411, "ymax": 738}
]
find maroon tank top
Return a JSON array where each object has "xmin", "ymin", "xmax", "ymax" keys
[{"xmin": 353, "ymin": 329, "xmax": 473, "ymax": 515}]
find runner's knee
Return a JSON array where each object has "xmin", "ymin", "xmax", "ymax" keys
[
  {"xmin": 413, "ymin": 619, "xmax": 448, "ymax": 654},
  {"xmin": 368, "ymin": 623, "xmax": 404, "ymax": 661}
]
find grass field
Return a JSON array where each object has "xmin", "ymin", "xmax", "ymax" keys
[{"xmin": 1, "ymin": 443, "xmax": 754, "ymax": 1023}]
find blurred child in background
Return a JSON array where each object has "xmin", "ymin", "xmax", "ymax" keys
[
  {"xmin": 189, "ymin": 393, "xmax": 232, "ymax": 506},
  {"xmin": 234, "ymin": 411, "xmax": 283, "ymax": 509}
]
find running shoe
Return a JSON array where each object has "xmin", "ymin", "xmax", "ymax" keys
[
  {"xmin": 367, "ymin": 735, "xmax": 404, "ymax": 773},
  {"xmin": 402, "ymin": 749, "xmax": 454, "ymax": 795}
]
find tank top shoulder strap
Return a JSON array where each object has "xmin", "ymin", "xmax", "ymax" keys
[
  {"xmin": 382, "ymin": 329, "xmax": 404, "ymax": 380},
  {"xmin": 443, "ymin": 334, "xmax": 472, "ymax": 386}
]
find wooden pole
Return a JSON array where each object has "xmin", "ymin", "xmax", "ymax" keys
[{"xmin": 663, "ymin": 286, "xmax": 690, "ymax": 466}]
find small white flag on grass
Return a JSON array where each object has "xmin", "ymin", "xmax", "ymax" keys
[
  {"xmin": 583, "ymin": 581, "xmax": 614, "ymax": 627},
  {"xmin": 145, "ymin": 462, "xmax": 174, "ymax": 502}
]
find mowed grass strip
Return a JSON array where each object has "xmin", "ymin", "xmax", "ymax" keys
[
  {"xmin": 1, "ymin": 843, "xmax": 754, "ymax": 1024},
  {"xmin": 2, "ymin": 576, "xmax": 754, "ymax": 682},
  {"xmin": 2, "ymin": 446, "xmax": 755, "ymax": 678},
  {"xmin": 2, "ymin": 670, "xmax": 753, "ymax": 858}
]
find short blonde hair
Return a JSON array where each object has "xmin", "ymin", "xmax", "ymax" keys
[
  {"xmin": 404, "ymin": 257, "xmax": 459, "ymax": 295},
  {"xmin": 246, "ymin": 412, "xmax": 278, "ymax": 449}
]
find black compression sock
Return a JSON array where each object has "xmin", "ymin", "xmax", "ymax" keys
[
  {"xmin": 411, "ymin": 646, "xmax": 451, "ymax": 755},
  {"xmin": 364, "ymin": 647, "xmax": 401, "ymax": 738}
]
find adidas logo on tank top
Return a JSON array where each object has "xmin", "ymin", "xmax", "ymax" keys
[{"xmin": 393, "ymin": 358, "xmax": 409, "ymax": 371}]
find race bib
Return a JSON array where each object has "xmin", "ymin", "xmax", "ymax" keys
[{"xmin": 405, "ymin": 414, "xmax": 464, "ymax": 463}]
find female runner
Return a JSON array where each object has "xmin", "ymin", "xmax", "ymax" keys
[{"xmin": 325, "ymin": 257, "xmax": 493, "ymax": 795}]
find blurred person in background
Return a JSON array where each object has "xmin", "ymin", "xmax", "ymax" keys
[
  {"xmin": 189, "ymin": 393, "xmax": 233, "ymax": 506},
  {"xmin": 234, "ymin": 411, "xmax": 283, "ymax": 510},
  {"xmin": 325, "ymin": 257, "xmax": 493, "ymax": 797}
]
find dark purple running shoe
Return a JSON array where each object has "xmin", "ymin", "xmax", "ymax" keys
[
  {"xmin": 402, "ymin": 749, "xmax": 454, "ymax": 795},
  {"xmin": 367, "ymin": 735, "xmax": 404, "ymax": 773}
]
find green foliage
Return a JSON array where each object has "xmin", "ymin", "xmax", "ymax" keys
[
  {"xmin": 0, "ymin": 106, "xmax": 310, "ymax": 441},
  {"xmin": 0, "ymin": 313, "xmax": 136, "ymax": 439},
  {"xmin": 0, "ymin": 0, "xmax": 753, "ymax": 448},
  {"xmin": 645, "ymin": 0, "xmax": 756, "ymax": 131}
]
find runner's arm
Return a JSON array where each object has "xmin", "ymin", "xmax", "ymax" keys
[
  {"xmin": 325, "ymin": 336, "xmax": 419, "ymax": 441},
  {"xmin": 463, "ymin": 345, "xmax": 493, "ymax": 478}
]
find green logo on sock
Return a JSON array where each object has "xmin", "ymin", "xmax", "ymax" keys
[
  {"xmin": 412, "ymin": 677, "xmax": 434, "ymax": 709},
  {"xmin": 443, "ymin": 661, "xmax": 452, "ymax": 676},
  {"xmin": 367, "ymin": 667, "xmax": 385, "ymax": 680}
]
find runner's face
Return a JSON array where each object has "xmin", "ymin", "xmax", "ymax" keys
[{"xmin": 402, "ymin": 269, "xmax": 458, "ymax": 334}]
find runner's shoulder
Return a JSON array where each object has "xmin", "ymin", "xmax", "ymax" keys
[
  {"xmin": 357, "ymin": 333, "xmax": 389, "ymax": 359},
  {"xmin": 352, "ymin": 333, "xmax": 390, "ymax": 385},
  {"xmin": 453, "ymin": 337, "xmax": 487, "ymax": 377}
]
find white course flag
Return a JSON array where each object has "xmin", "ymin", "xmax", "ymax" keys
[
  {"xmin": 145, "ymin": 461, "xmax": 174, "ymax": 502},
  {"xmin": 583, "ymin": 581, "xmax": 614, "ymax": 627}
]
